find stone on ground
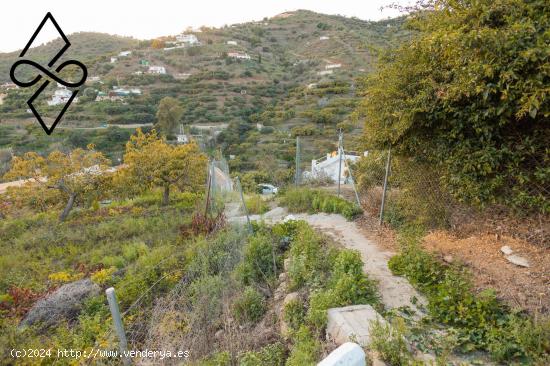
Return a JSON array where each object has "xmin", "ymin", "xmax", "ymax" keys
[
  {"xmin": 326, "ymin": 305, "xmax": 386, "ymax": 347},
  {"xmin": 20, "ymin": 279, "xmax": 100, "ymax": 329},
  {"xmin": 505, "ymin": 254, "xmax": 530, "ymax": 268},
  {"xmin": 500, "ymin": 245, "xmax": 513, "ymax": 255}
]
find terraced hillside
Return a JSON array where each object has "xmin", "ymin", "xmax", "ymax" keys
[{"xmin": 0, "ymin": 10, "xmax": 408, "ymax": 176}]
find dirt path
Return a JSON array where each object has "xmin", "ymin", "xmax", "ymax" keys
[{"xmin": 231, "ymin": 207, "xmax": 427, "ymax": 315}]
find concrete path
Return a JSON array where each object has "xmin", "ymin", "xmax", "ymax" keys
[{"xmin": 231, "ymin": 207, "xmax": 427, "ymax": 315}]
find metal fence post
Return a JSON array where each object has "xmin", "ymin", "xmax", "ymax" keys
[
  {"xmin": 236, "ymin": 176, "xmax": 253, "ymax": 233},
  {"xmin": 204, "ymin": 162, "xmax": 212, "ymax": 216},
  {"xmin": 342, "ymin": 146, "xmax": 361, "ymax": 206},
  {"xmin": 379, "ymin": 147, "xmax": 391, "ymax": 225},
  {"xmin": 295, "ymin": 136, "xmax": 301, "ymax": 186},
  {"xmin": 337, "ymin": 131, "xmax": 343, "ymax": 197},
  {"xmin": 105, "ymin": 287, "xmax": 131, "ymax": 365}
]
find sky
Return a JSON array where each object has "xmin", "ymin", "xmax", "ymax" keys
[{"xmin": 0, "ymin": 0, "xmax": 408, "ymax": 53}]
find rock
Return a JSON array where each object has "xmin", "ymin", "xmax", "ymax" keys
[
  {"xmin": 283, "ymin": 258, "xmax": 291, "ymax": 272},
  {"xmin": 500, "ymin": 245, "xmax": 513, "ymax": 255},
  {"xmin": 283, "ymin": 292, "xmax": 300, "ymax": 306},
  {"xmin": 283, "ymin": 214, "xmax": 297, "ymax": 222},
  {"xmin": 318, "ymin": 342, "xmax": 366, "ymax": 366},
  {"xmin": 367, "ymin": 351, "xmax": 388, "ymax": 366},
  {"xmin": 214, "ymin": 329, "xmax": 224, "ymax": 339},
  {"xmin": 20, "ymin": 279, "xmax": 100, "ymax": 329},
  {"xmin": 280, "ymin": 292, "xmax": 300, "ymax": 338},
  {"xmin": 326, "ymin": 305, "xmax": 387, "ymax": 347},
  {"xmin": 505, "ymin": 254, "xmax": 530, "ymax": 268},
  {"xmin": 278, "ymin": 272, "xmax": 287, "ymax": 283},
  {"xmin": 443, "ymin": 255, "xmax": 453, "ymax": 263}
]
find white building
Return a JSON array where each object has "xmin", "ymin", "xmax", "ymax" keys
[
  {"xmin": 176, "ymin": 125, "xmax": 189, "ymax": 144},
  {"xmin": 148, "ymin": 66, "xmax": 166, "ymax": 74},
  {"xmin": 325, "ymin": 63, "xmax": 342, "ymax": 69},
  {"xmin": 86, "ymin": 76, "xmax": 101, "ymax": 84},
  {"xmin": 118, "ymin": 51, "xmax": 132, "ymax": 57},
  {"xmin": 176, "ymin": 34, "xmax": 200, "ymax": 45},
  {"xmin": 174, "ymin": 73, "xmax": 192, "ymax": 80},
  {"xmin": 305, "ymin": 151, "xmax": 367, "ymax": 184},
  {"xmin": 317, "ymin": 70, "xmax": 333, "ymax": 76},
  {"xmin": 320, "ymin": 36, "xmax": 330, "ymax": 41},
  {"xmin": 47, "ymin": 88, "xmax": 74, "ymax": 106},
  {"xmin": 227, "ymin": 52, "xmax": 251, "ymax": 60},
  {"xmin": 227, "ymin": 40, "xmax": 238, "ymax": 45},
  {"xmin": 110, "ymin": 57, "xmax": 118, "ymax": 63}
]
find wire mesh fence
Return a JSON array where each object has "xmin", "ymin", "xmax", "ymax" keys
[{"xmin": 351, "ymin": 145, "xmax": 548, "ymax": 246}]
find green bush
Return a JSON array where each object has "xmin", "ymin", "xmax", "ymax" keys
[
  {"xmin": 239, "ymin": 342, "xmax": 286, "ymax": 366},
  {"xmin": 285, "ymin": 326, "xmax": 321, "ymax": 366},
  {"xmin": 237, "ymin": 233, "xmax": 280, "ymax": 286},
  {"xmin": 369, "ymin": 318, "xmax": 412, "ymax": 366},
  {"xmin": 283, "ymin": 298, "xmax": 306, "ymax": 333},
  {"xmin": 233, "ymin": 286, "xmax": 266, "ymax": 324},
  {"xmin": 359, "ymin": 0, "xmax": 549, "ymax": 213},
  {"xmin": 281, "ymin": 188, "xmax": 362, "ymax": 220},
  {"xmin": 286, "ymin": 223, "xmax": 329, "ymax": 290},
  {"xmin": 306, "ymin": 250, "xmax": 379, "ymax": 330},
  {"xmin": 388, "ymin": 230, "xmax": 550, "ymax": 363},
  {"xmin": 245, "ymin": 194, "xmax": 270, "ymax": 215}
]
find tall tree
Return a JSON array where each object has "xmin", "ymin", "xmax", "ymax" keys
[
  {"xmin": 121, "ymin": 129, "xmax": 207, "ymax": 205},
  {"xmin": 155, "ymin": 97, "xmax": 184, "ymax": 137},
  {"xmin": 4, "ymin": 146, "xmax": 111, "ymax": 221},
  {"xmin": 358, "ymin": 0, "xmax": 549, "ymax": 212}
]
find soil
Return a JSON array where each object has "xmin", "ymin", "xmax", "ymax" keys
[{"xmin": 422, "ymin": 231, "xmax": 550, "ymax": 314}]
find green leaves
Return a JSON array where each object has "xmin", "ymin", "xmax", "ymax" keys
[{"xmin": 358, "ymin": 0, "xmax": 549, "ymax": 213}]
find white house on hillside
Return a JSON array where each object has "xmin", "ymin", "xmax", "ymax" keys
[
  {"xmin": 148, "ymin": 66, "xmax": 166, "ymax": 74},
  {"xmin": 228, "ymin": 52, "xmax": 251, "ymax": 60},
  {"xmin": 227, "ymin": 40, "xmax": 238, "ymax": 45},
  {"xmin": 325, "ymin": 63, "xmax": 342, "ymax": 69},
  {"xmin": 176, "ymin": 34, "xmax": 200, "ymax": 45},
  {"xmin": 47, "ymin": 87, "xmax": 74, "ymax": 106},
  {"xmin": 118, "ymin": 51, "xmax": 132, "ymax": 57},
  {"xmin": 305, "ymin": 150, "xmax": 367, "ymax": 184},
  {"xmin": 317, "ymin": 70, "xmax": 333, "ymax": 76}
]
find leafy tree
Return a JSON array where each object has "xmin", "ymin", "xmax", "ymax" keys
[
  {"xmin": 151, "ymin": 39, "xmax": 165, "ymax": 49},
  {"xmin": 120, "ymin": 129, "xmax": 207, "ymax": 205},
  {"xmin": 155, "ymin": 97, "xmax": 184, "ymax": 136},
  {"xmin": 358, "ymin": 0, "xmax": 549, "ymax": 212},
  {"xmin": 4, "ymin": 145, "xmax": 111, "ymax": 221}
]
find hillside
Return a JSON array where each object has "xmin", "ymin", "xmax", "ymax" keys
[
  {"xmin": 0, "ymin": 11, "xmax": 408, "ymax": 176},
  {"xmin": 0, "ymin": 32, "xmax": 139, "ymax": 84}
]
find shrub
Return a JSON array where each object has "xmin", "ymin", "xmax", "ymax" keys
[
  {"xmin": 369, "ymin": 318, "xmax": 412, "ymax": 366},
  {"xmin": 285, "ymin": 326, "xmax": 321, "ymax": 366},
  {"xmin": 286, "ymin": 223, "xmax": 328, "ymax": 290},
  {"xmin": 388, "ymin": 230, "xmax": 550, "ymax": 363},
  {"xmin": 237, "ymin": 233, "xmax": 279, "ymax": 286},
  {"xmin": 306, "ymin": 250, "xmax": 379, "ymax": 330},
  {"xmin": 244, "ymin": 194, "xmax": 270, "ymax": 215},
  {"xmin": 239, "ymin": 342, "xmax": 286, "ymax": 366},
  {"xmin": 233, "ymin": 286, "xmax": 266, "ymax": 324},
  {"xmin": 281, "ymin": 188, "xmax": 362, "ymax": 220},
  {"xmin": 283, "ymin": 298, "xmax": 306, "ymax": 332}
]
